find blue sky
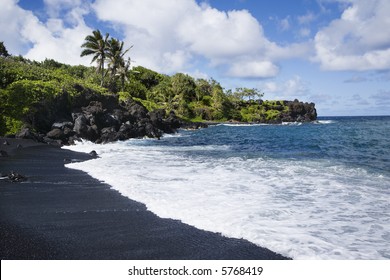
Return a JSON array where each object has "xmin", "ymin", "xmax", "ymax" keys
[{"xmin": 1, "ymin": 0, "xmax": 390, "ymax": 116}]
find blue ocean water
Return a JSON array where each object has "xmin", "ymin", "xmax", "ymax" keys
[
  {"xmin": 156, "ymin": 116, "xmax": 390, "ymax": 172},
  {"xmin": 65, "ymin": 116, "xmax": 390, "ymax": 259}
]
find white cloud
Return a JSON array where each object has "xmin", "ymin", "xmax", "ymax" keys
[
  {"xmin": 314, "ymin": 0, "xmax": 390, "ymax": 71},
  {"xmin": 23, "ymin": 20, "xmax": 92, "ymax": 65},
  {"xmin": 298, "ymin": 12, "xmax": 316, "ymax": 25},
  {"xmin": 177, "ymin": 7, "xmax": 266, "ymax": 60},
  {"xmin": 161, "ymin": 50, "xmax": 193, "ymax": 73},
  {"xmin": 299, "ymin": 28, "xmax": 311, "ymax": 38},
  {"xmin": 228, "ymin": 61, "xmax": 279, "ymax": 78},
  {"xmin": 262, "ymin": 76, "xmax": 310, "ymax": 99},
  {"xmin": 0, "ymin": 0, "xmax": 91, "ymax": 65},
  {"xmin": 279, "ymin": 17, "xmax": 290, "ymax": 31},
  {"xmin": 92, "ymin": 0, "xmax": 300, "ymax": 78},
  {"xmin": 43, "ymin": 0, "xmax": 84, "ymax": 18},
  {"xmin": 0, "ymin": 0, "xmax": 34, "ymax": 55},
  {"xmin": 92, "ymin": 0, "xmax": 196, "ymax": 72}
]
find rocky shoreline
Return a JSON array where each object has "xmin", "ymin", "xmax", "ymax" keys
[
  {"xmin": 3, "ymin": 91, "xmax": 208, "ymax": 146},
  {"xmin": 2, "ymin": 88, "xmax": 316, "ymax": 146}
]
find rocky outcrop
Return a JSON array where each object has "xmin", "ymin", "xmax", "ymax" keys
[
  {"xmin": 281, "ymin": 99, "xmax": 317, "ymax": 122},
  {"xmin": 13, "ymin": 91, "xmax": 187, "ymax": 145}
]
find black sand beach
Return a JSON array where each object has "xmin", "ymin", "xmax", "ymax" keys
[{"xmin": 0, "ymin": 137, "xmax": 289, "ymax": 260}]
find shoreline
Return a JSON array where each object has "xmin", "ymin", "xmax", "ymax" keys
[{"xmin": 0, "ymin": 137, "xmax": 289, "ymax": 260}]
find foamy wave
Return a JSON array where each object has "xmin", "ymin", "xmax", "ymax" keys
[
  {"xmin": 218, "ymin": 123, "xmax": 269, "ymax": 127},
  {"xmin": 316, "ymin": 120, "xmax": 336, "ymax": 124},
  {"xmin": 281, "ymin": 122, "xmax": 302, "ymax": 126},
  {"xmin": 64, "ymin": 139, "xmax": 390, "ymax": 260}
]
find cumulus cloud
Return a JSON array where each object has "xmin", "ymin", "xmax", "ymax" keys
[
  {"xmin": 228, "ymin": 61, "xmax": 279, "ymax": 78},
  {"xmin": 43, "ymin": 0, "xmax": 84, "ymax": 18},
  {"xmin": 0, "ymin": 0, "xmax": 91, "ymax": 65},
  {"xmin": 23, "ymin": 20, "xmax": 92, "ymax": 65},
  {"xmin": 92, "ymin": 0, "xmax": 298, "ymax": 78},
  {"xmin": 2, "ymin": 0, "xmax": 322, "ymax": 78},
  {"xmin": 262, "ymin": 75, "xmax": 311, "ymax": 100},
  {"xmin": 0, "ymin": 0, "xmax": 34, "ymax": 55},
  {"xmin": 314, "ymin": 0, "xmax": 390, "ymax": 71}
]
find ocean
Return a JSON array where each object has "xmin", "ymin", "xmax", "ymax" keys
[{"xmin": 64, "ymin": 116, "xmax": 390, "ymax": 259}]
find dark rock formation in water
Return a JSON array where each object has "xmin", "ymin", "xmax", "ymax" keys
[{"xmin": 281, "ymin": 99, "xmax": 317, "ymax": 123}]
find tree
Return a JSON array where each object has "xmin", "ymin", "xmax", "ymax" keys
[
  {"xmin": 41, "ymin": 58, "xmax": 63, "ymax": 69},
  {"xmin": 116, "ymin": 57, "xmax": 132, "ymax": 92},
  {"xmin": 0, "ymin": 42, "xmax": 10, "ymax": 57},
  {"xmin": 106, "ymin": 38, "xmax": 132, "ymax": 88},
  {"xmin": 195, "ymin": 78, "xmax": 212, "ymax": 102},
  {"xmin": 233, "ymin": 87, "xmax": 264, "ymax": 101},
  {"xmin": 132, "ymin": 66, "xmax": 161, "ymax": 89},
  {"xmin": 80, "ymin": 30, "xmax": 109, "ymax": 87},
  {"xmin": 171, "ymin": 73, "xmax": 196, "ymax": 102}
]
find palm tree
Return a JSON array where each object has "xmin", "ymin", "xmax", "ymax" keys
[
  {"xmin": 107, "ymin": 38, "xmax": 132, "ymax": 85},
  {"xmin": 116, "ymin": 57, "xmax": 132, "ymax": 92},
  {"xmin": 80, "ymin": 30, "xmax": 109, "ymax": 87}
]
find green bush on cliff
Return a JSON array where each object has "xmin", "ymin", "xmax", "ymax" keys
[
  {"xmin": 0, "ymin": 80, "xmax": 59, "ymax": 132},
  {"xmin": 0, "ymin": 56, "xmax": 111, "ymax": 135},
  {"xmin": 265, "ymin": 109, "xmax": 281, "ymax": 120},
  {"xmin": 0, "ymin": 116, "xmax": 23, "ymax": 135},
  {"xmin": 240, "ymin": 104, "xmax": 263, "ymax": 122}
]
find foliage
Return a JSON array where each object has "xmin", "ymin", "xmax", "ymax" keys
[
  {"xmin": 0, "ymin": 80, "xmax": 60, "ymax": 133},
  {"xmin": 0, "ymin": 42, "xmax": 10, "ymax": 57},
  {"xmin": 239, "ymin": 101, "xmax": 288, "ymax": 122},
  {"xmin": 230, "ymin": 87, "xmax": 264, "ymax": 101},
  {"xmin": 0, "ymin": 38, "xmax": 298, "ymax": 136},
  {"xmin": 136, "ymin": 98, "xmax": 162, "ymax": 112},
  {"xmin": 147, "ymin": 77, "xmax": 176, "ymax": 112},
  {"xmin": 116, "ymin": 57, "xmax": 132, "ymax": 92},
  {"xmin": 81, "ymin": 29, "xmax": 110, "ymax": 86},
  {"xmin": 195, "ymin": 78, "xmax": 212, "ymax": 102},
  {"xmin": 131, "ymin": 66, "xmax": 162, "ymax": 89},
  {"xmin": 0, "ymin": 56, "xmax": 110, "ymax": 135},
  {"xmin": 0, "ymin": 116, "xmax": 23, "ymax": 135},
  {"xmin": 81, "ymin": 30, "xmax": 133, "ymax": 92}
]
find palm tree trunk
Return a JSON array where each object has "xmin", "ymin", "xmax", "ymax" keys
[{"xmin": 100, "ymin": 61, "xmax": 104, "ymax": 87}]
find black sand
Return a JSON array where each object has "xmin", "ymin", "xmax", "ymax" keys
[{"xmin": 0, "ymin": 137, "xmax": 289, "ymax": 259}]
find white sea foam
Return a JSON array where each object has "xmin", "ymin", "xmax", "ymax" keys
[
  {"xmin": 64, "ymin": 139, "xmax": 390, "ymax": 259},
  {"xmin": 316, "ymin": 120, "xmax": 336, "ymax": 124},
  {"xmin": 219, "ymin": 123, "xmax": 270, "ymax": 127},
  {"xmin": 281, "ymin": 122, "xmax": 303, "ymax": 126}
]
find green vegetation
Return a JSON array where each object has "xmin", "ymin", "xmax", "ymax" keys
[
  {"xmin": 0, "ymin": 35, "xmax": 291, "ymax": 136},
  {"xmin": 0, "ymin": 42, "xmax": 10, "ymax": 57}
]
